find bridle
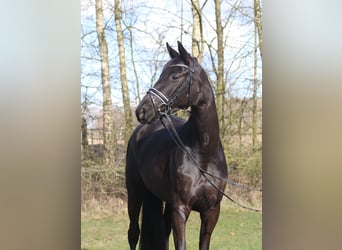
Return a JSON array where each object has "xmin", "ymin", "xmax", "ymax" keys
[{"xmin": 147, "ymin": 64, "xmax": 194, "ymax": 118}]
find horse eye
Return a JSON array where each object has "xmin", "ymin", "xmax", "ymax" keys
[{"xmin": 172, "ymin": 75, "xmax": 179, "ymax": 80}]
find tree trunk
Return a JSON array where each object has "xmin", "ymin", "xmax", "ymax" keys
[
  {"xmin": 114, "ymin": 0, "xmax": 133, "ymax": 147},
  {"xmin": 252, "ymin": 21, "xmax": 258, "ymax": 147},
  {"xmin": 252, "ymin": 0, "xmax": 262, "ymax": 147},
  {"xmin": 254, "ymin": 0, "xmax": 262, "ymax": 58},
  {"xmin": 214, "ymin": 0, "xmax": 225, "ymax": 136},
  {"xmin": 126, "ymin": 25, "xmax": 141, "ymax": 103},
  {"xmin": 81, "ymin": 116, "xmax": 88, "ymax": 149},
  {"xmin": 127, "ymin": 26, "xmax": 140, "ymax": 104},
  {"xmin": 191, "ymin": 0, "xmax": 204, "ymax": 63},
  {"xmin": 95, "ymin": 0, "xmax": 115, "ymax": 168}
]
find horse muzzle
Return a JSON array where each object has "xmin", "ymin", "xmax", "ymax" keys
[{"xmin": 135, "ymin": 98, "xmax": 157, "ymax": 124}]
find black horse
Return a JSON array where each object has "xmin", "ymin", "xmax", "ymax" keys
[{"xmin": 125, "ymin": 41, "xmax": 228, "ymax": 250}]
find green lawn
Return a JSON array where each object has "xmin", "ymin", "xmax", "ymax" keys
[{"xmin": 81, "ymin": 199, "xmax": 261, "ymax": 250}]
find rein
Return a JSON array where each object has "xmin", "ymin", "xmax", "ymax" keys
[{"xmin": 160, "ymin": 115, "xmax": 262, "ymax": 213}]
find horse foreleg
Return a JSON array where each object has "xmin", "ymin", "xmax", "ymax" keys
[
  {"xmin": 199, "ymin": 204, "xmax": 221, "ymax": 250},
  {"xmin": 171, "ymin": 207, "xmax": 190, "ymax": 250}
]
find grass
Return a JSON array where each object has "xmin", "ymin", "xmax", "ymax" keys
[{"xmin": 81, "ymin": 198, "xmax": 261, "ymax": 250}]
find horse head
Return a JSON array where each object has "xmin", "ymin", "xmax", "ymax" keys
[{"xmin": 136, "ymin": 41, "xmax": 201, "ymax": 124}]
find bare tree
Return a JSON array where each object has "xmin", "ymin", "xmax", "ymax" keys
[
  {"xmin": 252, "ymin": 0, "xmax": 262, "ymax": 147},
  {"xmin": 114, "ymin": 0, "xmax": 133, "ymax": 146},
  {"xmin": 81, "ymin": 116, "xmax": 88, "ymax": 151},
  {"xmin": 252, "ymin": 16, "xmax": 258, "ymax": 147},
  {"xmin": 127, "ymin": 26, "xmax": 141, "ymax": 103},
  {"xmin": 214, "ymin": 0, "xmax": 225, "ymax": 136},
  {"xmin": 95, "ymin": 0, "xmax": 115, "ymax": 168},
  {"xmin": 254, "ymin": 0, "xmax": 262, "ymax": 58},
  {"xmin": 191, "ymin": 0, "xmax": 205, "ymax": 63}
]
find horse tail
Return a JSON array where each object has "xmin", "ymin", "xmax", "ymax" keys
[{"xmin": 140, "ymin": 190, "xmax": 167, "ymax": 250}]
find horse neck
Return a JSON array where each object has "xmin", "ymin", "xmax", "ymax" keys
[{"xmin": 187, "ymin": 85, "xmax": 220, "ymax": 157}]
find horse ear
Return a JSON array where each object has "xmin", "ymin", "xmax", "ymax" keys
[
  {"xmin": 177, "ymin": 41, "xmax": 193, "ymax": 66},
  {"xmin": 166, "ymin": 42, "xmax": 179, "ymax": 58}
]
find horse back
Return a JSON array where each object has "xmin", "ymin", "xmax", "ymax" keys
[{"xmin": 126, "ymin": 115, "xmax": 185, "ymax": 168}]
